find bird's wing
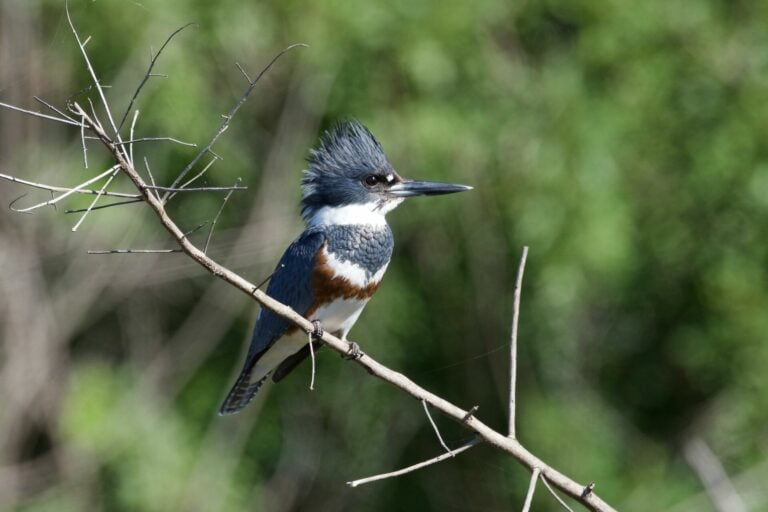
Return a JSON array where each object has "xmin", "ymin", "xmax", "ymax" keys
[{"xmin": 219, "ymin": 229, "xmax": 326, "ymax": 415}]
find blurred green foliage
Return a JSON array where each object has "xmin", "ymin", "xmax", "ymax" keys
[{"xmin": 3, "ymin": 0, "xmax": 768, "ymax": 510}]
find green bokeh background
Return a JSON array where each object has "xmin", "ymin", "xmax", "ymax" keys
[{"xmin": 1, "ymin": 0, "xmax": 767, "ymax": 510}]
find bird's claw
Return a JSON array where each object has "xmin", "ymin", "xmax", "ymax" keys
[
  {"xmin": 344, "ymin": 341, "xmax": 363, "ymax": 360},
  {"xmin": 310, "ymin": 320, "xmax": 324, "ymax": 339}
]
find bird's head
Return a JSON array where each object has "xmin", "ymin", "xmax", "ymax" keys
[{"xmin": 301, "ymin": 120, "xmax": 471, "ymax": 226}]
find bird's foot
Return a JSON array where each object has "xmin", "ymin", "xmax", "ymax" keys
[
  {"xmin": 310, "ymin": 320, "xmax": 324, "ymax": 340},
  {"xmin": 344, "ymin": 341, "xmax": 363, "ymax": 360}
]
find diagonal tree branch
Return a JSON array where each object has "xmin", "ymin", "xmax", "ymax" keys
[{"xmin": 76, "ymin": 107, "xmax": 618, "ymax": 512}]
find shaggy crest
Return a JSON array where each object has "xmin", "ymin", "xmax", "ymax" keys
[{"xmin": 301, "ymin": 120, "xmax": 392, "ymax": 221}]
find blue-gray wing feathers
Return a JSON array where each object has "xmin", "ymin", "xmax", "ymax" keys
[{"xmin": 219, "ymin": 229, "xmax": 325, "ymax": 415}]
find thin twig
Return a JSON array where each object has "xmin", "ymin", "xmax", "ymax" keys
[
  {"xmin": 115, "ymin": 137, "xmax": 197, "ymax": 147},
  {"xmin": 540, "ymin": 474, "xmax": 576, "ymax": 512},
  {"xmin": 308, "ymin": 333, "xmax": 317, "ymax": 391},
  {"xmin": 88, "ymin": 249, "xmax": 182, "ymax": 254},
  {"xmin": 64, "ymin": 198, "xmax": 143, "ymax": 213},
  {"xmin": 683, "ymin": 436, "xmax": 747, "ymax": 512},
  {"xmin": 33, "ymin": 96, "xmax": 78, "ymax": 123},
  {"xmin": 0, "ymin": 172, "xmax": 139, "ymax": 198},
  {"xmin": 117, "ymin": 22, "xmax": 197, "ymax": 132},
  {"xmin": 347, "ymin": 438, "xmax": 481, "ymax": 488},
  {"xmin": 65, "ymin": 1, "xmax": 122, "ymax": 146},
  {"xmin": 129, "ymin": 110, "xmax": 140, "ymax": 166},
  {"xmin": 255, "ymin": 264, "xmax": 284, "ymax": 290},
  {"xmin": 147, "ymin": 185, "xmax": 246, "ymax": 193},
  {"xmin": 170, "ymin": 156, "xmax": 219, "ymax": 201},
  {"xmin": 143, "ymin": 157, "xmax": 158, "ymax": 200},
  {"xmin": 88, "ymin": 222, "xmax": 205, "ymax": 255},
  {"xmin": 10, "ymin": 166, "xmax": 118, "ymax": 213},
  {"xmin": 162, "ymin": 43, "xmax": 307, "ymax": 202},
  {"xmin": 71, "ymin": 167, "xmax": 120, "ymax": 231},
  {"xmin": 508, "ymin": 246, "xmax": 529, "ymax": 438},
  {"xmin": 80, "ymin": 115, "xmax": 88, "ymax": 168},
  {"xmin": 522, "ymin": 468, "xmax": 541, "ymax": 512},
  {"xmin": 203, "ymin": 177, "xmax": 241, "ymax": 254},
  {"xmin": 235, "ymin": 62, "xmax": 252, "ymax": 83},
  {"xmin": 0, "ymin": 101, "xmax": 84, "ymax": 127},
  {"xmin": 422, "ymin": 399, "xmax": 452, "ymax": 454}
]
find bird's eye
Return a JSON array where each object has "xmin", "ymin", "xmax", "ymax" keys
[{"xmin": 363, "ymin": 174, "xmax": 380, "ymax": 187}]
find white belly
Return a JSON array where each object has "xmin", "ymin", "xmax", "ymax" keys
[
  {"xmin": 312, "ymin": 297, "xmax": 369, "ymax": 339},
  {"xmin": 250, "ymin": 297, "xmax": 369, "ymax": 382}
]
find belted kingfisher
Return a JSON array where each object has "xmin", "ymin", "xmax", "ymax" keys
[{"xmin": 219, "ymin": 120, "xmax": 471, "ymax": 415}]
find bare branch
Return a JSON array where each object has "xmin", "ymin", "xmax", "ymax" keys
[
  {"xmin": 10, "ymin": 166, "xmax": 119, "ymax": 213},
  {"xmin": 541, "ymin": 474, "xmax": 576, "ymax": 512},
  {"xmin": 80, "ymin": 114, "xmax": 88, "ymax": 168},
  {"xmin": 0, "ymin": 172, "xmax": 139, "ymax": 199},
  {"xmin": 129, "ymin": 110, "xmax": 140, "ymax": 165},
  {"xmin": 115, "ymin": 137, "xmax": 197, "ymax": 147},
  {"xmin": 64, "ymin": 198, "xmax": 143, "ymax": 213},
  {"xmin": 65, "ymin": 1, "xmax": 123, "ymax": 146},
  {"xmin": 171, "ymin": 156, "xmax": 219, "ymax": 200},
  {"xmin": 71, "ymin": 167, "xmax": 120, "ymax": 231},
  {"xmin": 162, "ymin": 43, "xmax": 307, "ymax": 201},
  {"xmin": 308, "ymin": 332, "xmax": 317, "ymax": 391},
  {"xmin": 33, "ymin": 96, "xmax": 77, "ymax": 123},
  {"xmin": 117, "ymin": 23, "xmax": 197, "ymax": 132},
  {"xmin": 87, "ymin": 223, "xmax": 205, "ymax": 255},
  {"xmin": 422, "ymin": 399, "xmax": 452, "ymax": 454},
  {"xmin": 88, "ymin": 248, "xmax": 182, "ymax": 254},
  {"xmin": 508, "ymin": 246, "xmax": 529, "ymax": 438},
  {"xmin": 347, "ymin": 438, "xmax": 481, "ymax": 488},
  {"xmin": 683, "ymin": 436, "xmax": 747, "ymax": 512},
  {"xmin": 146, "ymin": 185, "xmax": 247, "ymax": 193},
  {"xmin": 203, "ymin": 177, "xmax": 241, "ymax": 254},
  {"xmin": 522, "ymin": 468, "xmax": 541, "ymax": 512},
  {"xmin": 143, "ymin": 157, "xmax": 159, "ymax": 200},
  {"xmin": 235, "ymin": 62, "xmax": 252, "ymax": 83},
  {"xmin": 0, "ymin": 100, "xmax": 84, "ymax": 127}
]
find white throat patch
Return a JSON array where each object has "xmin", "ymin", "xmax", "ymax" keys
[{"xmin": 309, "ymin": 202, "xmax": 400, "ymax": 227}]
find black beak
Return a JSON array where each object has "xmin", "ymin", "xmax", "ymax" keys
[{"xmin": 389, "ymin": 179, "xmax": 473, "ymax": 198}]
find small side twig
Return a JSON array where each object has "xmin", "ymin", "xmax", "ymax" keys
[
  {"xmin": 10, "ymin": 166, "xmax": 118, "ymax": 213},
  {"xmin": 522, "ymin": 468, "xmax": 541, "ymax": 512},
  {"xmin": 33, "ymin": 96, "xmax": 78, "ymax": 123},
  {"xmin": 115, "ymin": 137, "xmax": 197, "ymax": 147},
  {"xmin": 347, "ymin": 437, "xmax": 481, "ymax": 488},
  {"xmin": 308, "ymin": 333, "xmax": 317, "ymax": 391},
  {"xmin": 143, "ymin": 157, "xmax": 158, "ymax": 200},
  {"xmin": 0, "ymin": 100, "xmax": 84, "ymax": 127},
  {"xmin": 117, "ymin": 22, "xmax": 197, "ymax": 132},
  {"xmin": 540, "ymin": 474, "xmax": 576, "ymax": 512},
  {"xmin": 147, "ymin": 185, "xmax": 246, "ymax": 193},
  {"xmin": 203, "ymin": 177, "xmax": 241, "ymax": 254},
  {"xmin": 0, "ymin": 172, "xmax": 139, "ymax": 199},
  {"xmin": 162, "ymin": 43, "xmax": 307, "ymax": 202},
  {"xmin": 508, "ymin": 246, "xmax": 529, "ymax": 438},
  {"xmin": 87, "ymin": 248, "xmax": 182, "ymax": 254},
  {"xmin": 71, "ymin": 167, "xmax": 120, "ymax": 231},
  {"xmin": 65, "ymin": 198, "xmax": 143, "ymax": 213},
  {"xmin": 422, "ymin": 399, "xmax": 452, "ymax": 455}
]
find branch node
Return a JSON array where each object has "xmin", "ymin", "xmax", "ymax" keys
[{"xmin": 462, "ymin": 405, "xmax": 479, "ymax": 423}]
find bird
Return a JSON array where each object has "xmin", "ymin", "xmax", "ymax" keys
[{"xmin": 219, "ymin": 119, "xmax": 471, "ymax": 415}]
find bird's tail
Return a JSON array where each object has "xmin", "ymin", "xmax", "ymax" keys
[{"xmin": 218, "ymin": 360, "xmax": 270, "ymax": 415}]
